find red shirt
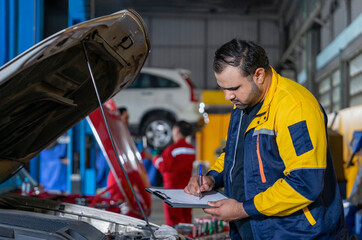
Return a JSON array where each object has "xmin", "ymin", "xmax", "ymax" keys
[{"xmin": 153, "ymin": 138, "xmax": 196, "ymax": 189}]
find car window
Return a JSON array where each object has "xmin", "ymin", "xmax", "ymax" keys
[
  {"xmin": 152, "ymin": 75, "xmax": 180, "ymax": 88},
  {"xmin": 128, "ymin": 73, "xmax": 151, "ymax": 88},
  {"xmin": 128, "ymin": 73, "xmax": 180, "ymax": 89}
]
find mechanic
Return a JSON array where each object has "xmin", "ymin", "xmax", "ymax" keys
[
  {"xmin": 95, "ymin": 143, "xmax": 109, "ymax": 189},
  {"xmin": 118, "ymin": 107, "xmax": 129, "ymax": 126},
  {"xmin": 153, "ymin": 121, "xmax": 196, "ymax": 226},
  {"xmin": 184, "ymin": 39, "xmax": 347, "ymax": 239},
  {"xmin": 39, "ymin": 133, "xmax": 69, "ymax": 192}
]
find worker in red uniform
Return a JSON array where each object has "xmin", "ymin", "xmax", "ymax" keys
[{"xmin": 152, "ymin": 120, "xmax": 196, "ymax": 226}]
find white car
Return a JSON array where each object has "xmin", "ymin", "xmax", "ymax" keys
[{"xmin": 112, "ymin": 67, "xmax": 207, "ymax": 149}]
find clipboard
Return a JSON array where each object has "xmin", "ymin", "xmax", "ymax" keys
[{"xmin": 145, "ymin": 187, "xmax": 228, "ymax": 208}]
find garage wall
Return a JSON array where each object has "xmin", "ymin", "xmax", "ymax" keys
[
  {"xmin": 41, "ymin": 1, "xmax": 281, "ymax": 90},
  {"xmin": 351, "ymin": 0, "xmax": 362, "ymax": 21},
  {"xmin": 142, "ymin": 15, "xmax": 280, "ymax": 89}
]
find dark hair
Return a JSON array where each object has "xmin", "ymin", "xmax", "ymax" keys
[
  {"xmin": 174, "ymin": 120, "xmax": 193, "ymax": 137},
  {"xmin": 213, "ymin": 39, "xmax": 269, "ymax": 77},
  {"xmin": 118, "ymin": 107, "xmax": 127, "ymax": 115}
]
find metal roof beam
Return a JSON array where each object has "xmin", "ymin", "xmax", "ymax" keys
[{"xmin": 277, "ymin": 1, "xmax": 321, "ymax": 67}]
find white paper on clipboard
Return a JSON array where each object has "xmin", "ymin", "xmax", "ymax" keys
[{"xmin": 146, "ymin": 187, "xmax": 228, "ymax": 208}]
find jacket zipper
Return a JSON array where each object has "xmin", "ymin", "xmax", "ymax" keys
[
  {"xmin": 302, "ymin": 206, "xmax": 316, "ymax": 225},
  {"xmin": 230, "ymin": 112, "xmax": 243, "ymax": 183},
  {"xmin": 256, "ymin": 134, "xmax": 266, "ymax": 183}
]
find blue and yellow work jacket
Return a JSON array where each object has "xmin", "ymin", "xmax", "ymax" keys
[{"xmin": 207, "ymin": 67, "xmax": 347, "ymax": 239}]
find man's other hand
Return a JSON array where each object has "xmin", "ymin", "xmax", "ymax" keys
[{"xmin": 204, "ymin": 199, "xmax": 249, "ymax": 222}]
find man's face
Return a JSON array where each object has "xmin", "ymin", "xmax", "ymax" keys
[
  {"xmin": 120, "ymin": 111, "xmax": 129, "ymax": 126},
  {"xmin": 215, "ymin": 65, "xmax": 262, "ymax": 110}
]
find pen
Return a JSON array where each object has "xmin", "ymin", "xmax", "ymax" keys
[{"xmin": 198, "ymin": 163, "xmax": 202, "ymax": 199}]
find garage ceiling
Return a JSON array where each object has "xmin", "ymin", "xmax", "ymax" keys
[
  {"xmin": 94, "ymin": 0, "xmax": 302, "ymax": 22},
  {"xmin": 115, "ymin": 0, "xmax": 276, "ymax": 14}
]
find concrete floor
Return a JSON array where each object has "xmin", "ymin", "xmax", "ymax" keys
[{"xmin": 148, "ymin": 194, "xmax": 208, "ymax": 226}]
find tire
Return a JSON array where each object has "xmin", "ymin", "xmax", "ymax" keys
[{"xmin": 141, "ymin": 115, "xmax": 173, "ymax": 150}]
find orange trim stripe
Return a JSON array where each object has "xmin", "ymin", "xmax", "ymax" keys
[{"xmin": 256, "ymin": 135, "xmax": 267, "ymax": 183}]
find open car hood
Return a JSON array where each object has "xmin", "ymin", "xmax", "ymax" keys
[
  {"xmin": 0, "ymin": 9, "xmax": 150, "ymax": 183},
  {"xmin": 0, "ymin": 193, "xmax": 159, "ymax": 239}
]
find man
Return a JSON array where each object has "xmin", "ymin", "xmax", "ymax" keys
[
  {"xmin": 184, "ymin": 39, "xmax": 347, "ymax": 239},
  {"xmin": 153, "ymin": 121, "xmax": 196, "ymax": 226},
  {"xmin": 95, "ymin": 143, "xmax": 109, "ymax": 188},
  {"xmin": 118, "ymin": 107, "xmax": 129, "ymax": 126},
  {"xmin": 39, "ymin": 134, "xmax": 69, "ymax": 192}
]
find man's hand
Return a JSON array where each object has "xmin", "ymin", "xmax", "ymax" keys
[
  {"xmin": 204, "ymin": 199, "xmax": 249, "ymax": 222},
  {"xmin": 61, "ymin": 157, "xmax": 68, "ymax": 164},
  {"xmin": 184, "ymin": 175, "xmax": 215, "ymax": 196},
  {"xmin": 142, "ymin": 147, "xmax": 153, "ymax": 160}
]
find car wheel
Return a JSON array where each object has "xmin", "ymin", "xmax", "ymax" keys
[{"xmin": 141, "ymin": 116, "xmax": 173, "ymax": 150}]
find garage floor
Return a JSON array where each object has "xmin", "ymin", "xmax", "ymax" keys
[{"xmin": 148, "ymin": 194, "xmax": 208, "ymax": 225}]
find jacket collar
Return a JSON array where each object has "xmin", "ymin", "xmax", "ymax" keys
[
  {"xmin": 245, "ymin": 66, "xmax": 279, "ymax": 132},
  {"xmin": 174, "ymin": 138, "xmax": 187, "ymax": 145},
  {"xmin": 258, "ymin": 67, "xmax": 278, "ymax": 114}
]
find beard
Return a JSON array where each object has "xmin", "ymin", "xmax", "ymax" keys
[{"xmin": 234, "ymin": 81, "xmax": 262, "ymax": 110}]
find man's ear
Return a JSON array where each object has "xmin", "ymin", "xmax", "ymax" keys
[{"xmin": 253, "ymin": 68, "xmax": 266, "ymax": 84}]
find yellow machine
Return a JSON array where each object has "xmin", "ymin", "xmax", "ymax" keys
[
  {"xmin": 196, "ymin": 90, "xmax": 232, "ymax": 166},
  {"xmin": 328, "ymin": 105, "xmax": 362, "ymax": 199}
]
